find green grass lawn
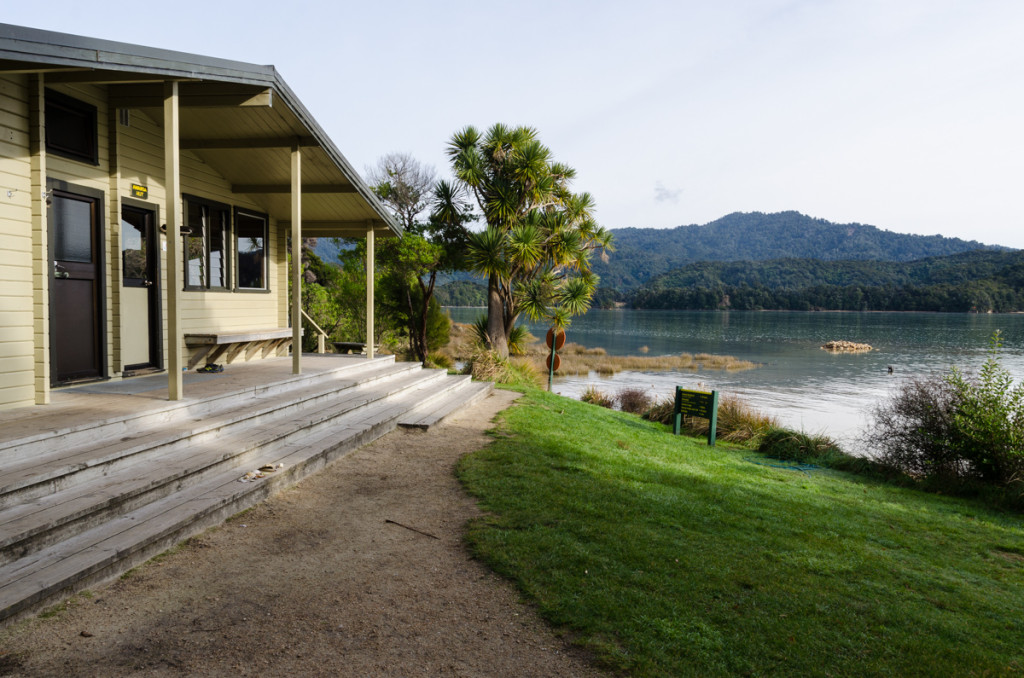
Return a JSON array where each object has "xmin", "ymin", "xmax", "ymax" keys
[{"xmin": 457, "ymin": 388, "xmax": 1024, "ymax": 677}]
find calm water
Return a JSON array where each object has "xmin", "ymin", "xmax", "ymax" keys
[{"xmin": 446, "ymin": 308, "xmax": 1024, "ymax": 449}]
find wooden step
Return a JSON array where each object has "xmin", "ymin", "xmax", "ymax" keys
[
  {"xmin": 0, "ymin": 360, "xmax": 421, "ymax": 509},
  {"xmin": 0, "ymin": 355, "xmax": 397, "ymax": 464},
  {"xmin": 0, "ymin": 372, "xmax": 456, "ymax": 624},
  {"xmin": 0, "ymin": 366, "xmax": 493, "ymax": 626},
  {"xmin": 398, "ymin": 379, "xmax": 494, "ymax": 429},
  {"xmin": 0, "ymin": 368, "xmax": 448, "ymax": 565}
]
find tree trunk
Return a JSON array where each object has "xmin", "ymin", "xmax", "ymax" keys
[
  {"xmin": 415, "ymin": 275, "xmax": 434, "ymax": 366},
  {"xmin": 486, "ymin": 274, "xmax": 509, "ymax": 358}
]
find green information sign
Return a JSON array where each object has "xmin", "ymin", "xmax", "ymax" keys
[{"xmin": 673, "ymin": 387, "xmax": 719, "ymax": 446}]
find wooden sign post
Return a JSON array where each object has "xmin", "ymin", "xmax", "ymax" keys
[
  {"xmin": 546, "ymin": 328, "xmax": 565, "ymax": 392},
  {"xmin": 673, "ymin": 387, "xmax": 719, "ymax": 446}
]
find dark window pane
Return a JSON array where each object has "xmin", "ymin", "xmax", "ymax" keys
[
  {"xmin": 45, "ymin": 90, "xmax": 98, "ymax": 164},
  {"xmin": 236, "ymin": 212, "xmax": 266, "ymax": 289},
  {"xmin": 53, "ymin": 195, "xmax": 93, "ymax": 263}
]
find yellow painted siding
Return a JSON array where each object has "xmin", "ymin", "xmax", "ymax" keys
[
  {"xmin": 117, "ymin": 109, "xmax": 286, "ymax": 367},
  {"xmin": 0, "ymin": 74, "xmax": 34, "ymax": 409},
  {"xmin": 3, "ymin": 78, "xmax": 299, "ymax": 408}
]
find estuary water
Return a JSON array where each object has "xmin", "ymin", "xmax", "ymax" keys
[{"xmin": 445, "ymin": 308, "xmax": 1024, "ymax": 449}]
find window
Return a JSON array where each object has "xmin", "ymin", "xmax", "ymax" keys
[
  {"xmin": 45, "ymin": 90, "xmax": 98, "ymax": 165},
  {"xmin": 183, "ymin": 196, "xmax": 230, "ymax": 290},
  {"xmin": 235, "ymin": 210, "xmax": 268, "ymax": 290}
]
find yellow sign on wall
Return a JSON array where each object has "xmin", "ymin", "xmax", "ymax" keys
[{"xmin": 131, "ymin": 183, "xmax": 148, "ymax": 199}]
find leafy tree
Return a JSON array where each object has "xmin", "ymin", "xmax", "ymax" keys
[
  {"xmin": 446, "ymin": 124, "xmax": 612, "ymax": 357},
  {"xmin": 367, "ymin": 152, "xmax": 473, "ymax": 363}
]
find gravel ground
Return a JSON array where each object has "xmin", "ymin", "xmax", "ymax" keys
[{"xmin": 0, "ymin": 389, "xmax": 607, "ymax": 677}]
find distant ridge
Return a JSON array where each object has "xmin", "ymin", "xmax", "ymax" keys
[{"xmin": 594, "ymin": 211, "xmax": 1010, "ymax": 291}]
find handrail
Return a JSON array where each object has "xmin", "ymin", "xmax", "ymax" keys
[{"xmin": 300, "ymin": 308, "xmax": 328, "ymax": 354}]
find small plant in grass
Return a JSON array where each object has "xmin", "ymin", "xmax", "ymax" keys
[
  {"xmin": 616, "ymin": 387, "xmax": 652, "ymax": 414},
  {"xmin": 580, "ymin": 386, "xmax": 615, "ymax": 408}
]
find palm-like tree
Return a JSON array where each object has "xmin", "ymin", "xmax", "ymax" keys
[{"xmin": 446, "ymin": 124, "xmax": 613, "ymax": 357}]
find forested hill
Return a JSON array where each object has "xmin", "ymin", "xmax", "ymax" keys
[
  {"xmin": 629, "ymin": 250, "xmax": 1024, "ymax": 313},
  {"xmin": 594, "ymin": 211, "xmax": 1007, "ymax": 291}
]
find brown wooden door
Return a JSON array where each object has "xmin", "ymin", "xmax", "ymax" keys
[{"xmin": 51, "ymin": 190, "xmax": 104, "ymax": 384}]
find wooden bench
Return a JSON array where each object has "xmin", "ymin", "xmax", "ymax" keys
[
  {"xmin": 184, "ymin": 328, "xmax": 299, "ymax": 370},
  {"xmin": 332, "ymin": 342, "xmax": 367, "ymax": 354}
]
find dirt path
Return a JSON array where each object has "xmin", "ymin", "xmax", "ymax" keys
[{"xmin": 0, "ymin": 390, "xmax": 606, "ymax": 677}]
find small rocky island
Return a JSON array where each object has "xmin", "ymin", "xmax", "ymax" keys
[{"xmin": 821, "ymin": 340, "xmax": 874, "ymax": 353}]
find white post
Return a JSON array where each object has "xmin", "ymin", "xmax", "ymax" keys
[
  {"xmin": 366, "ymin": 226, "xmax": 374, "ymax": 360},
  {"xmin": 164, "ymin": 81, "xmax": 183, "ymax": 400},
  {"xmin": 291, "ymin": 146, "xmax": 302, "ymax": 374}
]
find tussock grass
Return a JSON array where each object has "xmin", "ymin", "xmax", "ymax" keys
[
  {"xmin": 580, "ymin": 386, "xmax": 615, "ymax": 408},
  {"xmin": 459, "ymin": 389, "xmax": 1024, "ymax": 676},
  {"xmin": 462, "ymin": 350, "xmax": 541, "ymax": 387}
]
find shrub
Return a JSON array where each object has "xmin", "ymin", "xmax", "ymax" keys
[
  {"xmin": 580, "ymin": 386, "xmax": 615, "ymax": 408},
  {"xmin": 865, "ymin": 331, "xmax": 1024, "ymax": 488},
  {"xmin": 617, "ymin": 387, "xmax": 652, "ymax": 414},
  {"xmin": 864, "ymin": 374, "xmax": 962, "ymax": 479}
]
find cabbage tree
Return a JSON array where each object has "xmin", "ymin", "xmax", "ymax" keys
[{"xmin": 446, "ymin": 124, "xmax": 612, "ymax": 357}]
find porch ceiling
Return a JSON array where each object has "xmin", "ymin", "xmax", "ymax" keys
[{"xmin": 0, "ymin": 23, "xmax": 399, "ymax": 238}]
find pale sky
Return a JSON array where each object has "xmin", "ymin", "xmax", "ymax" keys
[{"xmin": 7, "ymin": 0, "xmax": 1024, "ymax": 247}]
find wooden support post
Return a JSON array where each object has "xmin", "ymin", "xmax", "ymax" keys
[
  {"xmin": 29, "ymin": 75, "xmax": 50, "ymax": 404},
  {"xmin": 366, "ymin": 226, "xmax": 374, "ymax": 360},
  {"xmin": 164, "ymin": 81, "xmax": 183, "ymax": 400},
  {"xmin": 291, "ymin": 145, "xmax": 302, "ymax": 374}
]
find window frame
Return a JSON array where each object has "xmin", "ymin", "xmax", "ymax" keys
[
  {"xmin": 182, "ymin": 194, "xmax": 232, "ymax": 292},
  {"xmin": 234, "ymin": 208, "xmax": 270, "ymax": 293},
  {"xmin": 45, "ymin": 89, "xmax": 99, "ymax": 166}
]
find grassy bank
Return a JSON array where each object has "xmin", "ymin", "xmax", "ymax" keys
[{"xmin": 457, "ymin": 388, "xmax": 1024, "ymax": 677}]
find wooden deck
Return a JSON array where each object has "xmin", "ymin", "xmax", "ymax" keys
[{"xmin": 0, "ymin": 354, "xmax": 370, "ymax": 448}]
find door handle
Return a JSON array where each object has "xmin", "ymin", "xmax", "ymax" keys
[
  {"xmin": 141, "ymin": 279, "xmax": 153, "ymax": 287},
  {"xmin": 54, "ymin": 263, "xmax": 70, "ymax": 279}
]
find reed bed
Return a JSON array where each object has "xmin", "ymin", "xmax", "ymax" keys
[
  {"xmin": 521, "ymin": 344, "xmax": 758, "ymax": 376},
  {"xmin": 442, "ymin": 323, "xmax": 759, "ymax": 376}
]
